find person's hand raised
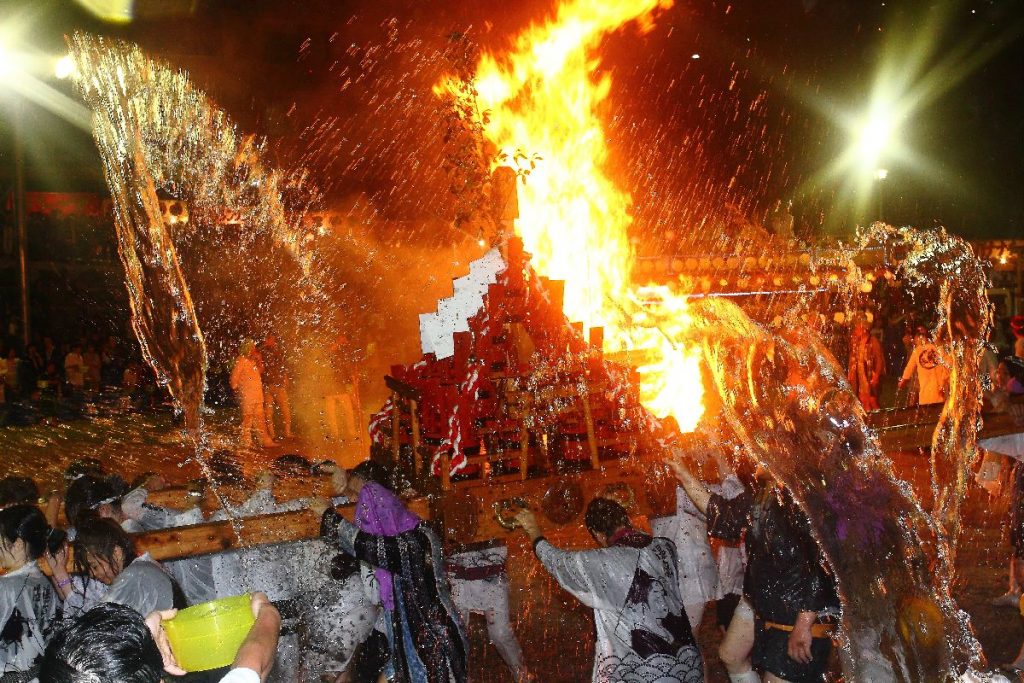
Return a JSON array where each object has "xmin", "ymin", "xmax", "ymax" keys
[
  {"xmin": 665, "ymin": 457, "xmax": 693, "ymax": 483},
  {"xmin": 512, "ymin": 508, "xmax": 541, "ymax": 541},
  {"xmin": 144, "ymin": 609, "xmax": 187, "ymax": 677},
  {"xmin": 46, "ymin": 543, "xmax": 70, "ymax": 581}
]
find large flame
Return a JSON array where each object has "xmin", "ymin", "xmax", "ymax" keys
[{"xmin": 439, "ymin": 0, "xmax": 705, "ymax": 431}]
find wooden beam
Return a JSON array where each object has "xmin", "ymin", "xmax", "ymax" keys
[
  {"xmin": 135, "ymin": 498, "xmax": 432, "ymax": 562},
  {"xmin": 441, "ymin": 453, "xmax": 451, "ymax": 492},
  {"xmin": 519, "ymin": 419, "xmax": 530, "ymax": 481},
  {"xmin": 384, "ymin": 375, "xmax": 421, "ymax": 402},
  {"xmin": 581, "ymin": 392, "xmax": 600, "ymax": 469},
  {"xmin": 146, "ymin": 478, "xmax": 333, "ymax": 513},
  {"xmin": 391, "ymin": 393, "xmax": 401, "ymax": 463},
  {"xmin": 410, "ymin": 399, "xmax": 422, "ymax": 477}
]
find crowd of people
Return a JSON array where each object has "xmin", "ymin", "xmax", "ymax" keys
[
  {"xmin": 0, "ymin": 315, "xmax": 1021, "ymax": 683},
  {"xmin": 0, "ymin": 326, "xmax": 165, "ymax": 426},
  {"xmin": 227, "ymin": 333, "xmax": 378, "ymax": 452},
  {"xmin": 842, "ymin": 312, "xmax": 1024, "ymax": 411},
  {"xmin": 0, "ymin": 424, "xmax": 854, "ymax": 683}
]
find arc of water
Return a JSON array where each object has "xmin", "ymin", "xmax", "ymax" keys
[
  {"xmin": 674, "ymin": 294, "xmax": 981, "ymax": 681},
  {"xmin": 68, "ymin": 33, "xmax": 323, "ymax": 438}
]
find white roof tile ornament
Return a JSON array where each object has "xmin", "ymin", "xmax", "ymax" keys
[{"xmin": 419, "ymin": 248, "xmax": 507, "ymax": 359}]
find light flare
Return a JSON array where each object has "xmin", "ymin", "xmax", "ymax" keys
[{"xmin": 438, "ymin": 0, "xmax": 705, "ymax": 431}]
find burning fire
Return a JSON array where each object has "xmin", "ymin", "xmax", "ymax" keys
[{"xmin": 438, "ymin": 0, "xmax": 705, "ymax": 431}]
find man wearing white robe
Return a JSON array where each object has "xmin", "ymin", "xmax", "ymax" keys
[{"xmin": 514, "ymin": 498, "xmax": 703, "ymax": 683}]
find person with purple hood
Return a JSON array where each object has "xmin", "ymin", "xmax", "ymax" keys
[{"xmin": 312, "ymin": 461, "xmax": 467, "ymax": 683}]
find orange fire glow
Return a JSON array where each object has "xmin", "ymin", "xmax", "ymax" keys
[{"xmin": 439, "ymin": 0, "xmax": 705, "ymax": 431}]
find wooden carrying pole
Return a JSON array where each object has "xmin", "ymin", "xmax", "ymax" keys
[
  {"xmin": 410, "ymin": 399, "xmax": 422, "ymax": 476},
  {"xmin": 136, "ymin": 497, "xmax": 431, "ymax": 563},
  {"xmin": 37, "ymin": 499, "xmax": 430, "ymax": 575}
]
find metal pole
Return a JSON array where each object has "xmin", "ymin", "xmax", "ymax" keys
[{"xmin": 13, "ymin": 99, "xmax": 30, "ymax": 348}]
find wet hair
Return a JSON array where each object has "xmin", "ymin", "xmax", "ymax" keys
[
  {"xmin": 65, "ymin": 477, "xmax": 123, "ymax": 527},
  {"xmin": 0, "ymin": 505, "xmax": 65, "ymax": 560},
  {"xmin": 72, "ymin": 515, "xmax": 136, "ymax": 578},
  {"xmin": 272, "ymin": 454, "xmax": 313, "ymax": 480},
  {"xmin": 351, "ymin": 460, "xmax": 391, "ymax": 490},
  {"xmin": 1003, "ymin": 356, "xmax": 1024, "ymax": 384},
  {"xmin": 0, "ymin": 476, "xmax": 39, "ymax": 508},
  {"xmin": 38, "ymin": 602, "xmax": 163, "ymax": 683},
  {"xmin": 584, "ymin": 497, "xmax": 630, "ymax": 538},
  {"xmin": 64, "ymin": 458, "xmax": 105, "ymax": 483},
  {"xmin": 734, "ymin": 459, "xmax": 757, "ymax": 492},
  {"xmin": 206, "ymin": 450, "xmax": 245, "ymax": 487},
  {"xmin": 64, "ymin": 476, "xmax": 100, "ymax": 528}
]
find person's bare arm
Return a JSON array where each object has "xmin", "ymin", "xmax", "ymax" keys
[
  {"xmin": 231, "ymin": 593, "xmax": 282, "ymax": 681},
  {"xmin": 666, "ymin": 455, "xmax": 711, "ymax": 514},
  {"xmin": 46, "ymin": 544, "xmax": 74, "ymax": 600}
]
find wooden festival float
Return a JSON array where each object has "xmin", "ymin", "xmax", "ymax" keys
[{"xmin": 371, "ymin": 234, "xmax": 676, "ymax": 548}]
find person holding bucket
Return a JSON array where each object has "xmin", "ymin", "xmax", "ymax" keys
[{"xmin": 38, "ymin": 592, "xmax": 281, "ymax": 683}]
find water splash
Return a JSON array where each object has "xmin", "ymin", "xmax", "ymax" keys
[
  {"xmin": 656, "ymin": 230, "xmax": 987, "ymax": 680},
  {"xmin": 67, "ymin": 33, "xmax": 323, "ymax": 440},
  {"xmin": 848, "ymin": 224, "xmax": 990, "ymax": 545}
]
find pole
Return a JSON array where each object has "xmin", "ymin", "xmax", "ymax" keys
[
  {"xmin": 13, "ymin": 99, "xmax": 30, "ymax": 347},
  {"xmin": 877, "ymin": 178, "xmax": 884, "ymax": 223}
]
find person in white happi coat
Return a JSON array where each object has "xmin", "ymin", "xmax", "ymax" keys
[
  {"xmin": 650, "ymin": 485, "xmax": 720, "ymax": 635},
  {"xmin": 264, "ymin": 457, "xmax": 378, "ymax": 683},
  {"xmin": 204, "ymin": 467, "xmax": 302, "ymax": 682},
  {"xmin": 513, "ymin": 498, "xmax": 703, "ymax": 683},
  {"xmin": 1, "ymin": 506, "xmax": 61, "ymax": 682},
  {"xmin": 74, "ymin": 474, "xmax": 208, "ymax": 606},
  {"xmin": 650, "ymin": 420, "xmax": 725, "ymax": 635},
  {"xmin": 704, "ymin": 455, "xmax": 757, "ymax": 683},
  {"xmin": 204, "ymin": 454, "xmax": 377, "ymax": 683},
  {"xmin": 447, "ymin": 543, "xmax": 529, "ymax": 681},
  {"xmin": 49, "ymin": 517, "xmax": 180, "ymax": 620}
]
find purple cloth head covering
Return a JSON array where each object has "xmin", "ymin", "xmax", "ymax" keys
[{"xmin": 355, "ymin": 481, "xmax": 420, "ymax": 610}]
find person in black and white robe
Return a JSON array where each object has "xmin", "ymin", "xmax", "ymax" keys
[{"xmin": 512, "ymin": 497, "xmax": 702, "ymax": 683}]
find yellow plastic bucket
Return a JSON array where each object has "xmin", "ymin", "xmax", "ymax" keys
[{"xmin": 164, "ymin": 594, "xmax": 255, "ymax": 672}]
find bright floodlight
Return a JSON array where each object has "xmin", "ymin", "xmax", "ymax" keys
[
  {"xmin": 54, "ymin": 55, "xmax": 76, "ymax": 80},
  {"xmin": 856, "ymin": 108, "xmax": 896, "ymax": 171},
  {"xmin": 876, "ymin": 168, "xmax": 889, "ymax": 180}
]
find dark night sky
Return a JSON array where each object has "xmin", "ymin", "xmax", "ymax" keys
[{"xmin": 0, "ymin": 0, "xmax": 1021, "ymax": 239}]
